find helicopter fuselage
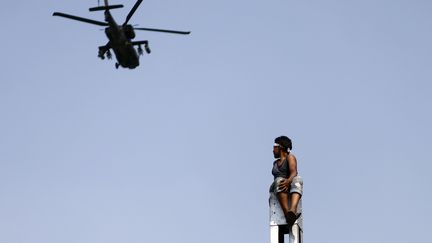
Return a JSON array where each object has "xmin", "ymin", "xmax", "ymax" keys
[{"xmin": 103, "ymin": 11, "xmax": 140, "ymax": 69}]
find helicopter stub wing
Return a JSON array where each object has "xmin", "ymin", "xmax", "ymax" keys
[
  {"xmin": 130, "ymin": 40, "xmax": 148, "ymax": 46},
  {"xmin": 53, "ymin": 12, "xmax": 109, "ymax": 26}
]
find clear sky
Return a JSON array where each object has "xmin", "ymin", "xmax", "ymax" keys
[{"xmin": 1, "ymin": 1, "xmax": 431, "ymax": 243}]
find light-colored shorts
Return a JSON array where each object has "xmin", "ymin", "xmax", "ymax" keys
[{"xmin": 270, "ymin": 176, "xmax": 303, "ymax": 195}]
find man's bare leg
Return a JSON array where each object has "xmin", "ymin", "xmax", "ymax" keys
[
  {"xmin": 277, "ymin": 191, "xmax": 298, "ymax": 231},
  {"xmin": 277, "ymin": 192, "xmax": 290, "ymax": 216},
  {"xmin": 289, "ymin": 192, "xmax": 301, "ymax": 213}
]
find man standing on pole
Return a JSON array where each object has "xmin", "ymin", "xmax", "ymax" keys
[{"xmin": 270, "ymin": 136, "xmax": 303, "ymax": 230}]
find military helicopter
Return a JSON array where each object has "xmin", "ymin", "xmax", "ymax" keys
[{"xmin": 53, "ymin": 0, "xmax": 190, "ymax": 69}]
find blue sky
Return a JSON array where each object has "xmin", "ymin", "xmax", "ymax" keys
[{"xmin": 1, "ymin": 1, "xmax": 431, "ymax": 243}]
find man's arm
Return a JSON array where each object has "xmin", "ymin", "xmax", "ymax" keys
[{"xmin": 279, "ymin": 154, "xmax": 298, "ymax": 191}]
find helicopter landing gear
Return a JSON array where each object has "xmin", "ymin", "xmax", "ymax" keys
[{"xmin": 115, "ymin": 63, "xmax": 120, "ymax": 69}]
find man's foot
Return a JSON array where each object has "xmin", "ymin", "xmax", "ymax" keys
[{"xmin": 285, "ymin": 211, "xmax": 301, "ymax": 229}]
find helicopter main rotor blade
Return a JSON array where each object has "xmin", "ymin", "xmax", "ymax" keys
[
  {"xmin": 134, "ymin": 27, "xmax": 191, "ymax": 35},
  {"xmin": 53, "ymin": 12, "xmax": 109, "ymax": 26},
  {"xmin": 123, "ymin": 0, "xmax": 143, "ymax": 26}
]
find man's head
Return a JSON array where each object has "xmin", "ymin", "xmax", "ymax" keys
[{"xmin": 273, "ymin": 136, "xmax": 292, "ymax": 158}]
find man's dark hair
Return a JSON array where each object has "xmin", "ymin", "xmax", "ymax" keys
[{"xmin": 275, "ymin": 136, "xmax": 292, "ymax": 151}]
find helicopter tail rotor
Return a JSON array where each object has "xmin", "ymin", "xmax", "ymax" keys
[{"xmin": 89, "ymin": 4, "xmax": 123, "ymax": 12}]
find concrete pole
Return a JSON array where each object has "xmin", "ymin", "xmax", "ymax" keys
[{"xmin": 269, "ymin": 193, "xmax": 303, "ymax": 243}]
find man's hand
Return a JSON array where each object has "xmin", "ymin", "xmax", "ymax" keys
[{"xmin": 278, "ymin": 179, "xmax": 290, "ymax": 192}]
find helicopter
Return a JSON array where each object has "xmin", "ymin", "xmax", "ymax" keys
[{"xmin": 53, "ymin": 0, "xmax": 190, "ymax": 69}]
